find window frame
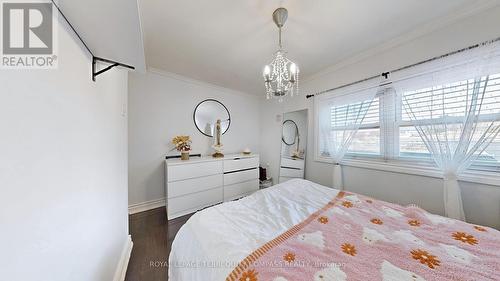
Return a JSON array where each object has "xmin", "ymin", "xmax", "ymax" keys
[
  {"xmin": 345, "ymin": 96, "xmax": 381, "ymax": 156},
  {"xmin": 314, "ymin": 82, "xmax": 500, "ymax": 186}
]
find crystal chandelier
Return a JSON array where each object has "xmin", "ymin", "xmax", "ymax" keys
[{"xmin": 263, "ymin": 7, "xmax": 299, "ymax": 102}]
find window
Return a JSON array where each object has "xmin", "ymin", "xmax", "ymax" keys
[
  {"xmin": 316, "ymin": 73, "xmax": 500, "ymax": 172},
  {"xmin": 346, "ymin": 97, "xmax": 380, "ymax": 155},
  {"xmin": 398, "ymin": 74, "xmax": 500, "ymax": 170},
  {"xmin": 316, "ymin": 85, "xmax": 380, "ymax": 160}
]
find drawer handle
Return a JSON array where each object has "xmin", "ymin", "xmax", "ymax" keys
[
  {"xmin": 224, "ymin": 167, "xmax": 257, "ymax": 174},
  {"xmin": 281, "ymin": 166, "xmax": 302, "ymax": 170}
]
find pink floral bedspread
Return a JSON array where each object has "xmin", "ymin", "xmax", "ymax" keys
[{"xmin": 226, "ymin": 191, "xmax": 500, "ymax": 281}]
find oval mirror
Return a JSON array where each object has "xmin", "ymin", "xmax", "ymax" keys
[
  {"xmin": 193, "ymin": 99, "xmax": 231, "ymax": 137},
  {"xmin": 282, "ymin": 119, "xmax": 298, "ymax": 145}
]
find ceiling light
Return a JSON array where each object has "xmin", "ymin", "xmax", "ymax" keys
[{"xmin": 263, "ymin": 7, "xmax": 299, "ymax": 102}]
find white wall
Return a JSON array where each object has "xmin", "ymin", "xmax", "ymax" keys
[
  {"xmin": 259, "ymin": 6, "xmax": 500, "ymax": 229},
  {"xmin": 0, "ymin": 16, "xmax": 129, "ymax": 281},
  {"xmin": 128, "ymin": 70, "xmax": 260, "ymax": 206}
]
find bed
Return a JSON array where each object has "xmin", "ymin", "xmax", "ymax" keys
[{"xmin": 168, "ymin": 179, "xmax": 500, "ymax": 281}]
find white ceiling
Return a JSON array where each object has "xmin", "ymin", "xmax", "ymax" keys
[
  {"xmin": 57, "ymin": 0, "xmax": 146, "ymax": 72},
  {"xmin": 139, "ymin": 0, "xmax": 495, "ymax": 94}
]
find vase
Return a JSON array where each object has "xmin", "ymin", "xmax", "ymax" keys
[{"xmin": 181, "ymin": 151, "xmax": 190, "ymax": 160}]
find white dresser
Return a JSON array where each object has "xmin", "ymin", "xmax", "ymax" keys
[{"xmin": 165, "ymin": 154, "xmax": 259, "ymax": 220}]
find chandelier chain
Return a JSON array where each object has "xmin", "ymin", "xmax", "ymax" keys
[{"xmin": 278, "ymin": 27, "xmax": 282, "ymax": 49}]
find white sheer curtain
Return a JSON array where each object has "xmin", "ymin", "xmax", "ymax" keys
[
  {"xmin": 393, "ymin": 41, "xmax": 500, "ymax": 220},
  {"xmin": 316, "ymin": 82, "xmax": 380, "ymax": 190}
]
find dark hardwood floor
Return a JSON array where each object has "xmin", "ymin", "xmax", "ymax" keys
[{"xmin": 125, "ymin": 207, "xmax": 192, "ymax": 281}]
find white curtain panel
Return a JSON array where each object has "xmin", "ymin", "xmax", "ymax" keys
[
  {"xmin": 316, "ymin": 82, "xmax": 380, "ymax": 190},
  {"xmin": 393, "ymin": 41, "xmax": 500, "ymax": 220}
]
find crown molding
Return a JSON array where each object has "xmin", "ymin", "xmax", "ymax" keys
[
  {"xmin": 146, "ymin": 67, "xmax": 259, "ymax": 99},
  {"xmin": 302, "ymin": 0, "xmax": 500, "ymax": 85}
]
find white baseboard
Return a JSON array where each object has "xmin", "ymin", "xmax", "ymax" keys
[
  {"xmin": 113, "ymin": 235, "xmax": 133, "ymax": 281},
  {"xmin": 128, "ymin": 198, "xmax": 166, "ymax": 214}
]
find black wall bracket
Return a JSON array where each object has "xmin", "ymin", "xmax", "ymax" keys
[
  {"xmin": 92, "ymin": 56, "xmax": 134, "ymax": 81},
  {"xmin": 51, "ymin": 0, "xmax": 135, "ymax": 81}
]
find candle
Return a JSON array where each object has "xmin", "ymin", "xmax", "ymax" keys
[
  {"xmin": 263, "ymin": 65, "xmax": 271, "ymax": 81},
  {"xmin": 290, "ymin": 63, "xmax": 297, "ymax": 82}
]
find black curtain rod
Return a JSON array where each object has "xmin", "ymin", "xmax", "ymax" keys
[
  {"xmin": 306, "ymin": 36, "xmax": 500, "ymax": 99},
  {"xmin": 50, "ymin": 0, "xmax": 135, "ymax": 81}
]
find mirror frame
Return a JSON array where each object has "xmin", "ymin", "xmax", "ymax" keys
[
  {"xmin": 193, "ymin": 99, "xmax": 231, "ymax": 137},
  {"xmin": 281, "ymin": 119, "xmax": 298, "ymax": 145}
]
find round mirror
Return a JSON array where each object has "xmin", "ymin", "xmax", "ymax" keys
[
  {"xmin": 193, "ymin": 99, "xmax": 231, "ymax": 137},
  {"xmin": 282, "ymin": 119, "xmax": 298, "ymax": 145}
]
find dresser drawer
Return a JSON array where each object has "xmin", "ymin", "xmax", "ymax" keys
[
  {"xmin": 280, "ymin": 167, "xmax": 304, "ymax": 178},
  {"xmin": 168, "ymin": 187, "xmax": 223, "ymax": 219},
  {"xmin": 281, "ymin": 158, "xmax": 305, "ymax": 170},
  {"xmin": 224, "ymin": 180, "xmax": 258, "ymax": 201},
  {"xmin": 167, "ymin": 174, "xmax": 223, "ymax": 199},
  {"xmin": 224, "ymin": 168, "xmax": 258, "ymax": 186},
  {"xmin": 223, "ymin": 157, "xmax": 258, "ymax": 173},
  {"xmin": 167, "ymin": 161, "xmax": 222, "ymax": 182}
]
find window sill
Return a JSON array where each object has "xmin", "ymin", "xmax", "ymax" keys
[{"xmin": 314, "ymin": 156, "xmax": 500, "ymax": 187}]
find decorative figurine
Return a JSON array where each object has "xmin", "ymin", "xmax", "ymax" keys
[{"xmin": 212, "ymin": 119, "xmax": 224, "ymax": 158}]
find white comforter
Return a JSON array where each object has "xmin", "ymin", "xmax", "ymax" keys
[{"xmin": 168, "ymin": 179, "xmax": 340, "ymax": 281}]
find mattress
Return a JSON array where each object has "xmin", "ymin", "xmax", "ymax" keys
[
  {"xmin": 168, "ymin": 179, "xmax": 339, "ymax": 281},
  {"xmin": 168, "ymin": 179, "xmax": 500, "ymax": 281}
]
